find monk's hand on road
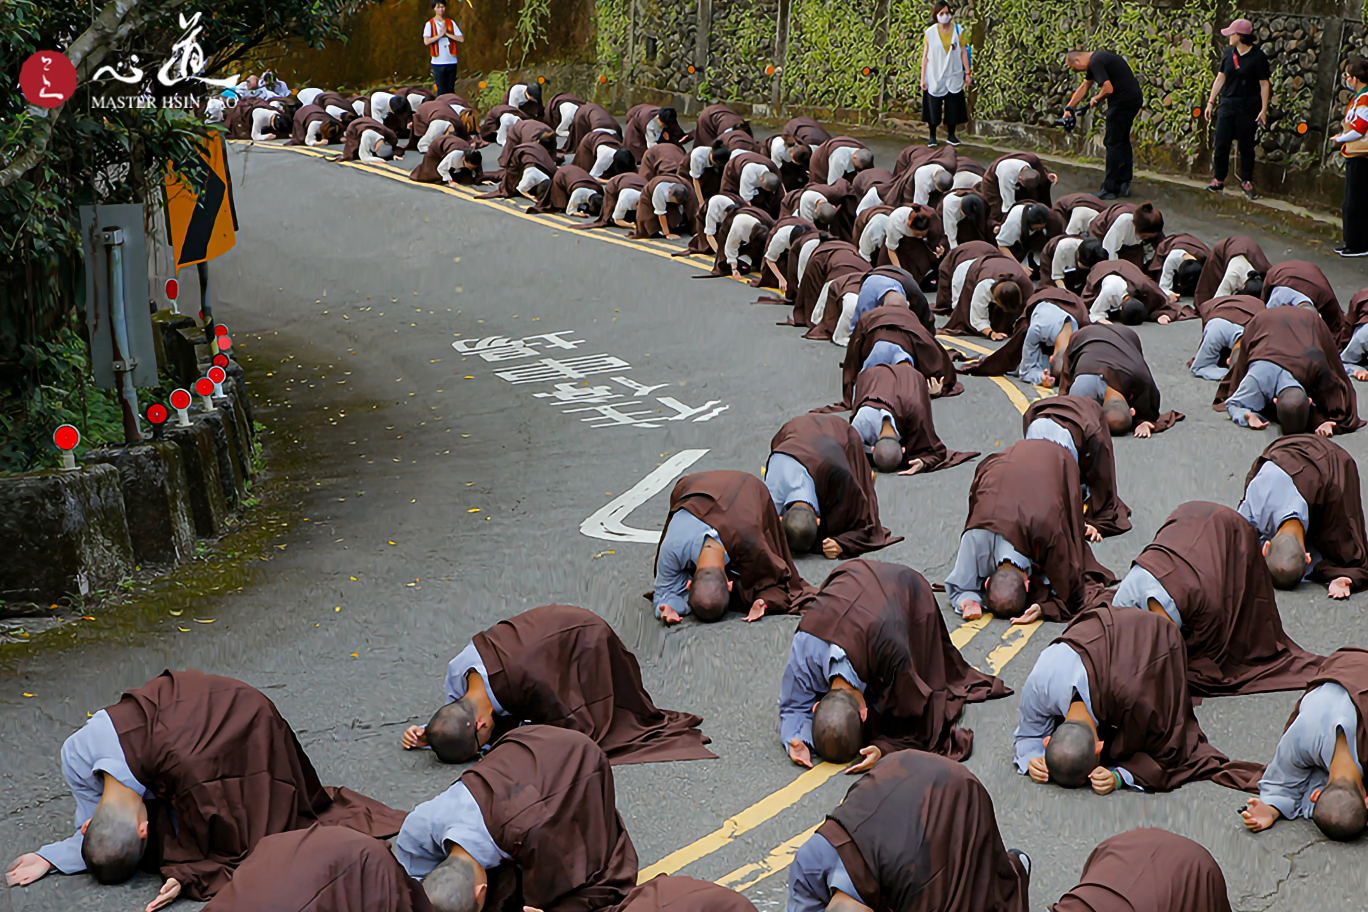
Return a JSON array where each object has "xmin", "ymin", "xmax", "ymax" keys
[
  {"xmin": 1316, "ymin": 421, "xmax": 1335, "ymax": 437},
  {"xmin": 1039, "ymin": 369, "xmax": 1056, "ymax": 388},
  {"xmin": 927, "ymin": 377, "xmax": 944, "ymax": 397},
  {"xmin": 989, "ymin": 331, "xmax": 1008, "ymax": 341},
  {"xmin": 1084, "ymin": 523, "xmax": 1102, "ymax": 543},
  {"xmin": 1157, "ymin": 315, "xmax": 1172, "ymax": 325},
  {"xmin": 5, "ymin": 853, "xmax": 51, "ymax": 886},
  {"xmin": 524, "ymin": 906, "xmax": 546, "ymax": 911},
  {"xmin": 146, "ymin": 878, "xmax": 181, "ymax": 912},
  {"xmin": 1245, "ymin": 414, "xmax": 1268, "ymax": 430},
  {"xmin": 1166, "ymin": 292, "xmax": 1180, "ymax": 304},
  {"xmin": 1089, "ymin": 767, "xmax": 1118, "ymax": 796},
  {"xmin": 1354, "ymin": 368, "xmax": 1368, "ymax": 382},
  {"xmin": 660, "ymin": 605, "xmax": 684, "ymax": 625},
  {"xmin": 821, "ymin": 537, "xmax": 844, "ymax": 559},
  {"xmin": 897, "ymin": 459, "xmax": 925, "ymax": 476},
  {"xmin": 1011, "ymin": 604, "xmax": 1043, "ymax": 625},
  {"xmin": 664, "ymin": 232, "xmax": 680, "ymax": 240},
  {"xmin": 1133, "ymin": 421, "xmax": 1154, "ymax": 438},
  {"xmin": 788, "ymin": 738, "xmax": 814, "ymax": 768},
  {"xmin": 744, "ymin": 599, "xmax": 767, "ymax": 622},
  {"xmin": 960, "ymin": 600, "xmax": 984, "ymax": 621},
  {"xmin": 1241, "ymin": 797, "xmax": 1280, "ymax": 831},
  {"xmin": 731, "ymin": 267, "xmax": 744, "ymax": 280},
  {"xmin": 1329, "ymin": 577, "xmax": 1353, "ymax": 599},
  {"xmin": 402, "ymin": 725, "xmax": 428, "ymax": 750},
  {"xmin": 1027, "ymin": 756, "xmax": 1050, "ymax": 784},
  {"xmin": 845, "ymin": 745, "xmax": 882, "ymax": 774}
]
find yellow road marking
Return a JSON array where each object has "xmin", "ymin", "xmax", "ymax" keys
[
  {"xmin": 637, "ymin": 763, "xmax": 844, "ymax": 882},
  {"xmin": 715, "ymin": 824, "xmax": 822, "ymax": 891},
  {"xmin": 937, "ymin": 334, "xmax": 1048, "ymax": 416},
  {"xmin": 949, "ymin": 614, "xmax": 991, "ymax": 649},
  {"xmin": 983, "ymin": 619, "xmax": 1044, "ymax": 674}
]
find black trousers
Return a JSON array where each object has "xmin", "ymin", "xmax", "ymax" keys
[
  {"xmin": 1213, "ymin": 97, "xmax": 1258, "ymax": 183},
  {"xmin": 922, "ymin": 91, "xmax": 968, "ymax": 129},
  {"xmin": 1345, "ymin": 157, "xmax": 1368, "ymax": 252},
  {"xmin": 432, "ymin": 63, "xmax": 459, "ymax": 97},
  {"xmin": 1103, "ymin": 101, "xmax": 1141, "ymax": 192}
]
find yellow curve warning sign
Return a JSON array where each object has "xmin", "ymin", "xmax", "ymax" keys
[{"xmin": 165, "ymin": 131, "xmax": 238, "ymax": 268}]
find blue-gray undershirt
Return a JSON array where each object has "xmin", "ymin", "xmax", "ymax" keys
[
  {"xmin": 777, "ymin": 631, "xmax": 867, "ymax": 751},
  {"xmin": 765, "ymin": 452, "xmax": 821, "ymax": 517},
  {"xmin": 653, "ymin": 510, "xmax": 727, "ymax": 618},
  {"xmin": 1225, "ymin": 360, "xmax": 1303, "ymax": 427},
  {"xmin": 1258, "ymin": 682, "xmax": 1360, "ymax": 820}
]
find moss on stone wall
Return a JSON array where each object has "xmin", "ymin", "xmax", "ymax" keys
[
  {"xmin": 781, "ymin": 0, "xmax": 884, "ymax": 112},
  {"xmin": 706, "ymin": 0, "xmax": 778, "ymax": 102},
  {"xmin": 595, "ymin": 0, "xmax": 630, "ymax": 73}
]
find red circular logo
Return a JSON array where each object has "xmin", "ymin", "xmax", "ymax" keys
[
  {"xmin": 208, "ymin": 366, "xmax": 226, "ymax": 383},
  {"xmin": 195, "ymin": 378, "xmax": 214, "ymax": 396},
  {"xmin": 53, "ymin": 424, "xmax": 81, "ymax": 451},
  {"xmin": 213, "ymin": 353, "xmax": 229, "ymax": 368},
  {"xmin": 165, "ymin": 278, "xmax": 179, "ymax": 301},
  {"xmin": 20, "ymin": 52, "xmax": 77, "ymax": 109},
  {"xmin": 146, "ymin": 403, "xmax": 169, "ymax": 425},
  {"xmin": 214, "ymin": 324, "xmax": 228, "ymax": 337},
  {"xmin": 170, "ymin": 389, "xmax": 192, "ymax": 410},
  {"xmin": 216, "ymin": 335, "xmax": 232, "ymax": 350}
]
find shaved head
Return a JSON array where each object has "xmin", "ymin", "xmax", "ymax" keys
[
  {"xmin": 426, "ymin": 699, "xmax": 481, "ymax": 763},
  {"xmin": 425, "ymin": 852, "xmax": 483, "ymax": 912},
  {"xmin": 1017, "ymin": 166, "xmax": 1041, "ymax": 189},
  {"xmin": 813, "ymin": 201, "xmax": 838, "ymax": 228},
  {"xmin": 782, "ymin": 502, "xmax": 820, "ymax": 554},
  {"xmin": 1266, "ymin": 533, "xmax": 1307, "ymax": 589},
  {"xmin": 759, "ymin": 172, "xmax": 782, "ymax": 194},
  {"xmin": 667, "ymin": 183, "xmax": 689, "ymax": 204},
  {"xmin": 1045, "ymin": 720, "xmax": 1099, "ymax": 788},
  {"xmin": 81, "ymin": 803, "xmax": 145, "ymax": 884},
  {"xmin": 1102, "ymin": 398, "xmax": 1133, "ymax": 435},
  {"xmin": 812, "ymin": 689, "xmax": 862, "ymax": 763},
  {"xmin": 933, "ymin": 169, "xmax": 955, "ymax": 193},
  {"xmin": 1313, "ymin": 781, "xmax": 1367, "ymax": 841},
  {"xmin": 851, "ymin": 148, "xmax": 874, "ymax": 172},
  {"xmin": 986, "ymin": 564, "xmax": 1028, "ymax": 618},
  {"xmin": 689, "ymin": 566, "xmax": 731, "ymax": 621},
  {"xmin": 1275, "ymin": 387, "xmax": 1310, "ymax": 434},
  {"xmin": 872, "ymin": 437, "xmax": 903, "ymax": 472}
]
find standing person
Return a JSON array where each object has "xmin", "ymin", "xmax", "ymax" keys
[
  {"xmin": 1065, "ymin": 50, "xmax": 1143, "ymax": 200},
  {"xmin": 1331, "ymin": 58, "xmax": 1368, "ymax": 258},
  {"xmin": 920, "ymin": 1, "xmax": 972, "ymax": 148},
  {"xmin": 1205, "ymin": 19, "xmax": 1271, "ymax": 200},
  {"xmin": 423, "ymin": 1, "xmax": 464, "ymax": 98}
]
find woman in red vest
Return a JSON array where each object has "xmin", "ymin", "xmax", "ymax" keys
[{"xmin": 423, "ymin": 1, "xmax": 465, "ymax": 97}]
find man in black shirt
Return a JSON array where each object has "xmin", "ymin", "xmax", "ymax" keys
[
  {"xmin": 1065, "ymin": 50, "xmax": 1143, "ymax": 200},
  {"xmin": 1204, "ymin": 18, "xmax": 1272, "ymax": 199}
]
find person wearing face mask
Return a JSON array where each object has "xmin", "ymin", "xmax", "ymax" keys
[
  {"xmin": 920, "ymin": 1, "xmax": 972, "ymax": 148},
  {"xmin": 1205, "ymin": 19, "xmax": 1271, "ymax": 200},
  {"xmin": 1331, "ymin": 58, "xmax": 1368, "ymax": 258}
]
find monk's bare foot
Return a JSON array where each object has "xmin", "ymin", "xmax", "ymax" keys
[
  {"xmin": 1329, "ymin": 577, "xmax": 1353, "ymax": 599},
  {"xmin": 660, "ymin": 606, "xmax": 683, "ymax": 625},
  {"xmin": 1011, "ymin": 604, "xmax": 1043, "ymax": 625},
  {"xmin": 1084, "ymin": 523, "xmax": 1102, "ymax": 543},
  {"xmin": 743, "ymin": 599, "xmax": 767, "ymax": 622},
  {"xmin": 402, "ymin": 725, "xmax": 428, "ymax": 750},
  {"xmin": 897, "ymin": 459, "xmax": 925, "ymax": 477}
]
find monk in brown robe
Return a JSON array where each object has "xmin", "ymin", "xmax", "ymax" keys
[
  {"xmin": 286, "ymin": 104, "xmax": 342, "ymax": 146},
  {"xmin": 983, "ymin": 152, "xmax": 1056, "ymax": 225},
  {"xmin": 782, "ymin": 560, "xmax": 1011, "ymax": 770},
  {"xmin": 692, "ymin": 103, "xmax": 752, "ymax": 148},
  {"xmin": 1243, "ymin": 434, "xmax": 1368, "ymax": 597},
  {"xmin": 4, "ymin": 670, "xmax": 406, "ymax": 905},
  {"xmin": 1081, "ymin": 259, "xmax": 1194, "ymax": 325},
  {"xmin": 966, "ymin": 287, "xmax": 1089, "ymax": 391},
  {"xmin": 572, "ymin": 172, "xmax": 647, "ymax": 231},
  {"xmin": 781, "ymin": 180, "xmax": 858, "ymax": 241},
  {"xmin": 637, "ymin": 141, "xmax": 688, "ymax": 181},
  {"xmin": 476, "ymin": 142, "xmax": 558, "ymax": 201},
  {"xmin": 224, "ymin": 98, "xmax": 288, "ymax": 140},
  {"xmin": 1051, "ymin": 191, "xmax": 1105, "ymax": 234},
  {"xmin": 1021, "ymin": 394, "xmax": 1129, "ymax": 535},
  {"xmin": 603, "ymin": 876, "xmax": 756, "ymax": 912},
  {"xmin": 754, "ymin": 216, "xmax": 817, "ymax": 295},
  {"xmin": 1194, "ymin": 235, "xmax": 1271, "ymax": 305},
  {"xmin": 941, "ymin": 253, "xmax": 1033, "ymax": 337},
  {"xmin": 849, "ymin": 361, "xmax": 979, "ymax": 474},
  {"xmin": 478, "ymin": 104, "xmax": 525, "ymax": 143},
  {"xmin": 1060, "ymin": 322, "xmax": 1185, "ymax": 436},
  {"xmin": 527, "ymin": 164, "xmax": 601, "ymax": 215},
  {"xmin": 950, "ymin": 439, "xmax": 1115, "ymax": 624},
  {"xmin": 766, "ymin": 414, "xmax": 902, "ymax": 558},
  {"xmin": 406, "ymin": 95, "xmax": 478, "ymax": 154},
  {"xmin": 1342, "ymin": 288, "xmax": 1368, "ymax": 378},
  {"xmin": 201, "ymin": 826, "xmax": 430, "ymax": 912},
  {"xmin": 934, "ymin": 240, "xmax": 997, "ymax": 314},
  {"xmin": 559, "ymin": 101, "xmax": 619, "ymax": 154},
  {"xmin": 940, "ymin": 188, "xmax": 992, "ymax": 250},
  {"xmin": 1018, "ymin": 605, "xmax": 1262, "ymax": 793},
  {"xmin": 1085, "ymin": 202, "xmax": 1165, "ymax": 267},
  {"xmin": 397, "ymin": 727, "xmax": 636, "ymax": 912},
  {"xmin": 408, "ymin": 135, "xmax": 482, "ymax": 185},
  {"xmin": 631, "ymin": 174, "xmax": 694, "ymax": 239},
  {"xmin": 1114, "ymin": 501, "xmax": 1322, "ymax": 696},
  {"xmin": 810, "ymin": 136, "xmax": 873, "ymax": 186},
  {"xmin": 341, "ymin": 116, "xmax": 400, "ymax": 162},
  {"xmin": 1049, "ymin": 829, "xmax": 1232, "ymax": 912},
  {"xmin": 498, "ymin": 119, "xmax": 556, "ymax": 168},
  {"xmin": 1146, "ymin": 232, "xmax": 1210, "ymax": 294},
  {"xmin": 709, "ymin": 202, "xmax": 776, "ymax": 279},
  {"xmin": 622, "ymin": 104, "xmax": 685, "ymax": 162},
  {"xmin": 836, "ymin": 303, "xmax": 963, "ymax": 408},
  {"xmin": 1261, "ymin": 259, "xmax": 1344, "ymax": 343},
  {"xmin": 401, "ymin": 604, "xmax": 714, "ymax": 765},
  {"xmin": 789, "ymin": 239, "xmax": 868, "ymax": 329},
  {"xmin": 651, "ymin": 470, "xmax": 814, "ymax": 624},
  {"xmin": 793, "ymin": 750, "xmax": 1029, "ymax": 912},
  {"xmin": 873, "ymin": 204, "xmax": 945, "ymax": 283}
]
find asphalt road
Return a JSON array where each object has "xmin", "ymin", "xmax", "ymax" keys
[{"xmin": 3, "ymin": 132, "xmax": 1368, "ymax": 911}]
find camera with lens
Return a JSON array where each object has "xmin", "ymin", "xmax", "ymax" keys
[{"xmin": 1056, "ymin": 107, "xmax": 1078, "ymax": 132}]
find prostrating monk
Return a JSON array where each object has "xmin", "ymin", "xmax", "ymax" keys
[
  {"xmin": 225, "ymin": 98, "xmax": 290, "ymax": 141},
  {"xmin": 408, "ymin": 135, "xmax": 483, "ymax": 185},
  {"xmin": 966, "ymin": 287, "xmax": 1089, "ymax": 390},
  {"xmin": 693, "ymin": 102, "xmax": 752, "ymax": 147},
  {"xmin": 1042, "ymin": 235, "xmax": 1106, "ymax": 294},
  {"xmin": 783, "ymin": 115, "xmax": 833, "ymax": 147},
  {"xmin": 1049, "ymin": 829, "xmax": 1232, "ymax": 912},
  {"xmin": 1021, "ymin": 394, "xmax": 1130, "ymax": 536},
  {"xmin": 314, "ymin": 90, "xmax": 358, "ymax": 125},
  {"xmin": 1194, "ymin": 235, "xmax": 1271, "ymax": 305},
  {"xmin": 1060, "ymin": 322, "xmax": 1185, "ymax": 437},
  {"xmin": 623, "ymin": 104, "xmax": 685, "ymax": 162},
  {"xmin": 782, "ymin": 180, "xmax": 858, "ymax": 236},
  {"xmin": 287, "ymin": 103, "xmax": 343, "ymax": 147},
  {"xmin": 527, "ymin": 164, "xmax": 602, "ymax": 216},
  {"xmin": 1341, "ymin": 288, "xmax": 1368, "ymax": 379},
  {"xmin": 199, "ymin": 826, "xmax": 428, "ymax": 912},
  {"xmin": 983, "ymin": 152, "xmax": 1056, "ymax": 222},
  {"xmin": 1015, "ymin": 605, "xmax": 1262, "ymax": 793},
  {"xmin": 838, "ymin": 302, "xmax": 963, "ymax": 408},
  {"xmin": 780, "ymin": 560, "xmax": 1011, "ymax": 770},
  {"xmin": 1242, "ymin": 648, "xmax": 1368, "ymax": 840},
  {"xmin": 766, "ymin": 414, "xmax": 902, "ymax": 559},
  {"xmin": 939, "ymin": 187, "xmax": 991, "ymax": 249},
  {"xmin": 498, "ymin": 81, "xmax": 544, "ymax": 122},
  {"xmin": 400, "ymin": 604, "xmax": 713, "ymax": 765},
  {"xmin": 1081, "ymin": 259, "xmax": 1190, "ymax": 325},
  {"xmin": 632, "ymin": 174, "xmax": 694, "ymax": 239},
  {"xmin": 1052, "ymin": 191, "xmax": 1106, "ymax": 236},
  {"xmin": 811, "ymin": 136, "xmax": 874, "ymax": 186},
  {"xmin": 1214, "ymin": 304, "xmax": 1363, "ymax": 436},
  {"xmin": 769, "ymin": 129, "xmax": 815, "ymax": 191},
  {"xmin": 947, "ymin": 439, "xmax": 1115, "ymax": 624},
  {"xmin": 788, "ymin": 750, "xmax": 1030, "ymax": 912},
  {"xmin": 396, "ymin": 726, "xmax": 636, "ymax": 912},
  {"xmin": 941, "ymin": 253, "xmax": 1032, "ymax": 338},
  {"xmin": 478, "ymin": 103, "xmax": 525, "ymax": 145},
  {"xmin": 851, "ymin": 362, "xmax": 978, "ymax": 475},
  {"xmin": 1241, "ymin": 434, "xmax": 1368, "ymax": 597},
  {"xmin": 573, "ymin": 172, "xmax": 648, "ymax": 231},
  {"xmin": 546, "ymin": 90, "xmax": 585, "ymax": 146},
  {"xmin": 638, "ymin": 141, "xmax": 687, "ymax": 182},
  {"xmin": 559, "ymin": 101, "xmax": 619, "ymax": 155},
  {"xmin": 651, "ymin": 470, "xmax": 814, "ymax": 624},
  {"xmin": 1261, "ymin": 259, "xmax": 1345, "ymax": 343},
  {"xmin": 873, "ymin": 204, "xmax": 945, "ymax": 282},
  {"xmin": 1147, "ymin": 232, "xmax": 1210, "ymax": 298},
  {"xmin": 604, "ymin": 876, "xmax": 756, "ymax": 912},
  {"xmin": 756, "ymin": 217, "xmax": 817, "ymax": 295},
  {"xmin": 719, "ymin": 150, "xmax": 783, "ymax": 210},
  {"xmin": 3, "ymin": 670, "xmax": 406, "ymax": 904},
  {"xmin": 341, "ymin": 115, "xmax": 400, "ymax": 163},
  {"xmin": 498, "ymin": 118, "xmax": 555, "ymax": 168},
  {"xmin": 994, "ymin": 202, "xmax": 1064, "ymax": 277},
  {"xmin": 934, "ymin": 240, "xmax": 996, "ymax": 314},
  {"xmin": 882, "ymin": 145, "xmax": 958, "ymax": 209},
  {"xmin": 1189, "ymin": 294, "xmax": 1263, "ymax": 380},
  {"xmin": 1086, "ymin": 202, "xmax": 1166, "ymax": 265},
  {"xmin": 476, "ymin": 142, "xmax": 558, "ymax": 201},
  {"xmin": 1111, "ymin": 501, "xmax": 1322, "ymax": 696},
  {"xmin": 789, "ymin": 238, "xmax": 868, "ymax": 330},
  {"xmin": 571, "ymin": 130, "xmax": 634, "ymax": 181},
  {"xmin": 407, "ymin": 95, "xmax": 477, "ymax": 154},
  {"xmin": 711, "ymin": 202, "xmax": 776, "ymax": 279}
]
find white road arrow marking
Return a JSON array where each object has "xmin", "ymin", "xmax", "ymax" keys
[{"xmin": 579, "ymin": 449, "xmax": 710, "ymax": 543}]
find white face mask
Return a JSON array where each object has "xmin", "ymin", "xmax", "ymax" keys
[{"xmin": 937, "ymin": 12, "xmax": 953, "ymax": 23}]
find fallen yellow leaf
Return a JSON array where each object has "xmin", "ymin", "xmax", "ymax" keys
[
  {"xmin": 22, "ymin": 693, "xmax": 35, "ymax": 697},
  {"xmin": 350, "ymin": 576, "xmax": 358, "ymax": 580},
  {"xmin": 194, "ymin": 618, "xmax": 215, "ymax": 624},
  {"xmin": 350, "ymin": 652, "xmax": 359, "ymax": 657},
  {"xmin": 335, "ymin": 606, "xmax": 342, "ymax": 612},
  {"xmin": 468, "ymin": 508, "xmax": 480, "ymax": 513},
  {"xmin": 387, "ymin": 540, "xmax": 397, "ymax": 545}
]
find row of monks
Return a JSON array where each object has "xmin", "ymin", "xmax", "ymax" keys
[{"xmin": 15, "ymin": 89, "xmax": 1367, "ymax": 911}]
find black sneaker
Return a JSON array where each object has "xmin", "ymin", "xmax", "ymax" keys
[
  {"xmin": 1335, "ymin": 245, "xmax": 1350, "ymax": 253},
  {"xmin": 926, "ymin": 139, "xmax": 940, "ymax": 148},
  {"xmin": 1098, "ymin": 190, "xmax": 1118, "ymax": 200},
  {"xmin": 1119, "ymin": 182, "xmax": 1131, "ymax": 198},
  {"xmin": 945, "ymin": 136, "xmax": 962, "ymax": 147},
  {"xmin": 1341, "ymin": 249, "xmax": 1368, "ymax": 258}
]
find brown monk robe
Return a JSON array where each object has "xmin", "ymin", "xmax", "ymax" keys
[
  {"xmin": 572, "ymin": 172, "xmax": 648, "ymax": 231},
  {"xmin": 933, "ymin": 240, "xmax": 997, "ymax": 314},
  {"xmin": 497, "ymin": 84, "xmax": 545, "ymax": 122},
  {"xmin": 1056, "ymin": 606, "xmax": 1263, "ymax": 791},
  {"xmin": 837, "ymin": 303, "xmax": 964, "ymax": 407},
  {"xmin": 983, "ymin": 152, "xmax": 1054, "ymax": 224},
  {"xmin": 708, "ymin": 203, "xmax": 776, "ymax": 278},
  {"xmin": 287, "ymin": 104, "xmax": 341, "ymax": 146},
  {"xmin": 499, "ymin": 118, "xmax": 556, "ymax": 168},
  {"xmin": 1145, "ymin": 232, "xmax": 1210, "ymax": 281},
  {"xmin": 1345, "ymin": 288, "xmax": 1368, "ymax": 359},
  {"xmin": 810, "ymin": 136, "xmax": 871, "ymax": 185},
  {"xmin": 545, "ymin": 91, "xmax": 585, "ymax": 138},
  {"xmin": 966, "ymin": 287, "xmax": 1091, "ymax": 382},
  {"xmin": 604, "ymin": 877, "xmax": 757, "ymax": 912},
  {"xmin": 572, "ymin": 129, "xmax": 629, "ymax": 175},
  {"xmin": 751, "ymin": 215, "xmax": 816, "ymax": 295},
  {"xmin": 1021, "ymin": 394, "xmax": 1130, "ymax": 536},
  {"xmin": 478, "ymin": 103, "xmax": 524, "ymax": 142},
  {"xmin": 798, "ymin": 561, "xmax": 1012, "ymax": 762},
  {"xmin": 340, "ymin": 116, "xmax": 399, "ymax": 162},
  {"xmin": 1126, "ymin": 501, "xmax": 1322, "ymax": 696},
  {"xmin": 527, "ymin": 164, "xmax": 601, "ymax": 215},
  {"xmin": 815, "ymin": 750, "xmax": 1029, "ymax": 912},
  {"xmin": 788, "ymin": 238, "xmax": 868, "ymax": 328},
  {"xmin": 476, "ymin": 142, "xmax": 559, "ymax": 200},
  {"xmin": 623, "ymin": 104, "xmax": 687, "ymax": 162},
  {"xmin": 692, "ymin": 102, "xmax": 752, "ymax": 147},
  {"xmin": 1247, "ymin": 434, "xmax": 1368, "ymax": 592},
  {"xmin": 850, "ymin": 362, "xmax": 980, "ymax": 473},
  {"xmin": 1051, "ymin": 191, "xmax": 1105, "ymax": 226},
  {"xmin": 719, "ymin": 150, "xmax": 783, "ymax": 206},
  {"xmin": 805, "ymin": 263, "xmax": 886, "ymax": 342},
  {"xmin": 223, "ymin": 98, "xmax": 284, "ymax": 139},
  {"xmin": 1197, "ymin": 292, "xmax": 1264, "ymax": 325},
  {"xmin": 201, "ymin": 826, "xmax": 430, "ymax": 912},
  {"xmin": 784, "ymin": 115, "xmax": 833, "ymax": 146},
  {"xmin": 631, "ymin": 175, "xmax": 696, "ymax": 239},
  {"xmin": 769, "ymin": 414, "xmax": 903, "ymax": 556},
  {"xmin": 1213, "ymin": 305, "xmax": 1364, "ymax": 434},
  {"xmin": 405, "ymin": 95, "xmax": 477, "ymax": 153},
  {"xmin": 314, "ymin": 91, "xmax": 356, "ymax": 120},
  {"xmin": 874, "ymin": 204, "xmax": 945, "ymax": 283},
  {"xmin": 942, "ymin": 254, "xmax": 1034, "ymax": 336},
  {"xmin": 408, "ymin": 135, "xmax": 481, "ymax": 184},
  {"xmin": 1261, "ymin": 259, "xmax": 1346, "ymax": 344},
  {"xmin": 638, "ymin": 141, "xmax": 688, "ymax": 181},
  {"xmin": 851, "ymin": 167, "xmax": 894, "ymax": 204},
  {"xmin": 880, "ymin": 147, "xmax": 958, "ymax": 210},
  {"xmin": 1048, "ymin": 829, "xmax": 1232, "ymax": 912},
  {"xmin": 892, "ymin": 143, "xmax": 958, "ymax": 178},
  {"xmin": 560, "ymin": 101, "xmax": 619, "ymax": 154},
  {"xmin": 939, "ymin": 188, "xmax": 993, "ymax": 250},
  {"xmin": 1061, "ymin": 323, "xmax": 1185, "ymax": 434},
  {"xmin": 1193, "ymin": 235, "xmax": 1272, "ymax": 305},
  {"xmin": 1083, "ymin": 202, "xmax": 1163, "ymax": 267},
  {"xmin": 655, "ymin": 470, "xmax": 815, "ymax": 616},
  {"xmin": 104, "ymin": 670, "xmax": 407, "ymax": 901},
  {"xmin": 781, "ymin": 180, "xmax": 858, "ymax": 241},
  {"xmin": 1082, "ymin": 259, "xmax": 1195, "ymax": 324},
  {"xmin": 963, "ymin": 440, "xmax": 1116, "ymax": 622}
]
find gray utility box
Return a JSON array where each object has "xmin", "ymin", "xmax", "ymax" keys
[{"xmin": 79, "ymin": 204, "xmax": 159, "ymax": 388}]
